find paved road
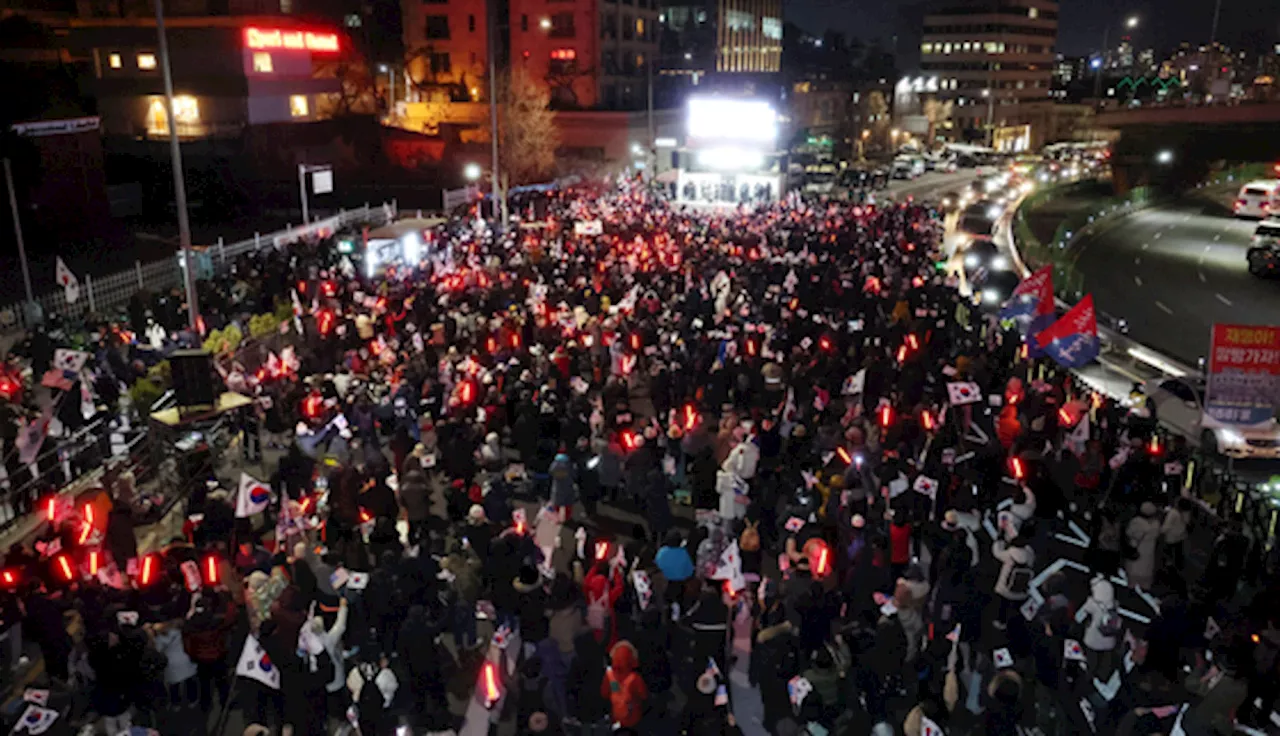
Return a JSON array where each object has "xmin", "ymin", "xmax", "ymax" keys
[
  {"xmin": 1068, "ymin": 197, "xmax": 1272, "ymax": 365},
  {"xmin": 883, "ymin": 168, "xmax": 979, "ymax": 201}
]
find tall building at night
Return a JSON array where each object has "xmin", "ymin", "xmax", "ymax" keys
[
  {"xmin": 402, "ymin": 0, "xmax": 659, "ymax": 109},
  {"xmin": 918, "ymin": 0, "xmax": 1058, "ymax": 148},
  {"xmin": 657, "ymin": 0, "xmax": 781, "ymax": 92}
]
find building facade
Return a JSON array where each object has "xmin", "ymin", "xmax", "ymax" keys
[
  {"xmin": 656, "ymin": 0, "xmax": 781, "ymax": 95},
  {"xmin": 401, "ymin": 0, "xmax": 660, "ymax": 110},
  {"xmin": 919, "ymin": 0, "xmax": 1058, "ymax": 144},
  {"xmin": 71, "ymin": 17, "xmax": 345, "ymax": 139}
]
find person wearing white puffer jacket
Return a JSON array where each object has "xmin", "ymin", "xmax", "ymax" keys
[{"xmin": 1080, "ymin": 577, "xmax": 1123, "ymax": 678}]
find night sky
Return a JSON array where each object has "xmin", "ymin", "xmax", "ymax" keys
[{"xmin": 785, "ymin": 0, "xmax": 1280, "ymax": 59}]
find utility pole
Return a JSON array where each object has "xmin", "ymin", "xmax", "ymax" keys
[
  {"xmin": 1092, "ymin": 25, "xmax": 1110, "ymax": 106},
  {"xmin": 486, "ymin": 0, "xmax": 507, "ymax": 226},
  {"xmin": 154, "ymin": 0, "xmax": 199, "ymax": 331},
  {"xmin": 2, "ymin": 159, "xmax": 34, "ymax": 305}
]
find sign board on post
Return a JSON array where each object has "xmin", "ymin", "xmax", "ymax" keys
[
  {"xmin": 311, "ymin": 168, "xmax": 333, "ymax": 195},
  {"xmin": 1205, "ymin": 324, "xmax": 1280, "ymax": 426}
]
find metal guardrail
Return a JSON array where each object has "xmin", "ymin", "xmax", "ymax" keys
[{"xmin": 0, "ymin": 203, "xmax": 398, "ymax": 334}]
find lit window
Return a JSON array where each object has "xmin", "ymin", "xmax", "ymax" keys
[
  {"xmin": 137, "ymin": 53, "xmax": 157, "ymax": 70},
  {"xmin": 108, "ymin": 53, "xmax": 122, "ymax": 69},
  {"xmin": 1028, "ymin": 6, "xmax": 1038, "ymax": 18},
  {"xmin": 290, "ymin": 94, "xmax": 309, "ymax": 117},
  {"xmin": 635, "ymin": 18, "xmax": 644, "ymax": 36},
  {"xmin": 253, "ymin": 52, "xmax": 274, "ymax": 72},
  {"xmin": 942, "ymin": 43, "xmax": 951, "ymax": 54},
  {"xmin": 172, "ymin": 95, "xmax": 199, "ymax": 124},
  {"xmin": 921, "ymin": 43, "xmax": 932, "ymax": 54}
]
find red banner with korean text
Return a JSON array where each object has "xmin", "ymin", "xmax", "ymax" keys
[{"xmin": 1206, "ymin": 324, "xmax": 1280, "ymax": 426}]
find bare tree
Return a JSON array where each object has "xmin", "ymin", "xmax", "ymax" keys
[
  {"xmin": 489, "ymin": 66, "xmax": 559, "ymax": 185},
  {"xmin": 923, "ymin": 98, "xmax": 953, "ymax": 144},
  {"xmin": 314, "ymin": 56, "xmax": 378, "ymax": 118}
]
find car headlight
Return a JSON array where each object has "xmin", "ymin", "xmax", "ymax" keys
[
  {"xmin": 1219, "ymin": 429, "xmax": 1245, "ymax": 446},
  {"xmin": 964, "ymin": 254, "xmax": 980, "ymax": 268}
]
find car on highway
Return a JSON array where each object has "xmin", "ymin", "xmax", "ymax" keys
[
  {"xmin": 957, "ymin": 201, "xmax": 1003, "ymax": 237},
  {"xmin": 1233, "ymin": 180, "xmax": 1280, "ymax": 219},
  {"xmin": 1247, "ymin": 220, "xmax": 1280, "ymax": 276},
  {"xmin": 975, "ymin": 270, "xmax": 1020, "ymax": 311},
  {"xmin": 960, "ymin": 237, "xmax": 1010, "ymax": 283},
  {"xmin": 1145, "ymin": 378, "xmax": 1280, "ymax": 459}
]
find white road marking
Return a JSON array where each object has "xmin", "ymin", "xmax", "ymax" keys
[
  {"xmin": 1135, "ymin": 275, "xmax": 1143, "ymax": 286},
  {"xmin": 1199, "ymin": 272, "xmax": 1207, "ymax": 282},
  {"xmin": 1204, "ymin": 245, "xmax": 1212, "ymax": 251},
  {"xmin": 1214, "ymin": 234, "xmax": 1222, "ymax": 241},
  {"xmin": 1135, "ymin": 257, "xmax": 1141, "ymax": 265},
  {"xmin": 1155, "ymin": 301, "xmax": 1173, "ymax": 315},
  {"xmin": 1141, "ymin": 243, "xmax": 1149, "ymax": 250},
  {"xmin": 1216, "ymin": 293, "xmax": 1233, "ymax": 307},
  {"xmin": 1154, "ymin": 232, "xmax": 1162, "ymax": 239}
]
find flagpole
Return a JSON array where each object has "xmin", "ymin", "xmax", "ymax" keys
[{"xmin": 2, "ymin": 158, "xmax": 34, "ymax": 305}]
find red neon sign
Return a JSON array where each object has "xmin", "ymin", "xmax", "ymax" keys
[{"xmin": 244, "ymin": 27, "xmax": 340, "ymax": 53}]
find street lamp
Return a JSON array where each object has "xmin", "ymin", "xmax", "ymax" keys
[
  {"xmin": 1094, "ymin": 14, "xmax": 1138, "ymax": 106},
  {"xmin": 464, "ymin": 162, "xmax": 483, "ymax": 181},
  {"xmin": 539, "ymin": 17, "xmax": 551, "ymax": 30},
  {"xmin": 1156, "ymin": 149, "xmax": 1174, "ymax": 165}
]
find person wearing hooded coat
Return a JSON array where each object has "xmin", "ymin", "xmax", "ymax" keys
[
  {"xmin": 549, "ymin": 452, "xmax": 577, "ymax": 512},
  {"xmin": 1124, "ymin": 501, "xmax": 1161, "ymax": 591},
  {"xmin": 398, "ymin": 467, "xmax": 431, "ymax": 545},
  {"xmin": 1080, "ymin": 577, "xmax": 1122, "ymax": 678},
  {"xmin": 601, "ymin": 640, "xmax": 649, "ymax": 729}
]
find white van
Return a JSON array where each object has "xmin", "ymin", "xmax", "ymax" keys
[{"xmin": 1233, "ymin": 180, "xmax": 1280, "ymax": 219}]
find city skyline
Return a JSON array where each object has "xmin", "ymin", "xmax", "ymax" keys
[{"xmin": 785, "ymin": 0, "xmax": 1279, "ymax": 58}]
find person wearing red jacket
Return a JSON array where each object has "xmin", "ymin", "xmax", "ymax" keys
[{"xmin": 601, "ymin": 640, "xmax": 648, "ymax": 729}]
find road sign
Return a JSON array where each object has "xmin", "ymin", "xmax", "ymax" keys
[{"xmin": 1206, "ymin": 324, "xmax": 1280, "ymax": 425}]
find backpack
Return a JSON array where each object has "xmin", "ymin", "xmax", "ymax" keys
[
  {"xmin": 1098, "ymin": 609, "xmax": 1123, "ymax": 639},
  {"xmin": 355, "ymin": 662, "xmax": 386, "ymax": 724},
  {"xmin": 740, "ymin": 520, "xmax": 761, "ymax": 552},
  {"xmin": 1006, "ymin": 560, "xmax": 1034, "ymax": 596},
  {"xmin": 586, "ymin": 591, "xmax": 609, "ymax": 632}
]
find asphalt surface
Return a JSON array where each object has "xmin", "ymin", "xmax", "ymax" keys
[{"xmin": 1068, "ymin": 196, "xmax": 1271, "ymax": 366}]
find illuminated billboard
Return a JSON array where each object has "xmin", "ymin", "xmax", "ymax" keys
[
  {"xmin": 243, "ymin": 27, "xmax": 340, "ymax": 53},
  {"xmin": 686, "ymin": 97, "xmax": 778, "ymax": 147}
]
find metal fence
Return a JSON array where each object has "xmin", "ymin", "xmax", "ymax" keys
[{"xmin": 0, "ymin": 202, "xmax": 397, "ymax": 334}]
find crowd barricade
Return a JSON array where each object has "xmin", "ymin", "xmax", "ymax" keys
[{"xmin": 0, "ymin": 203, "xmax": 398, "ymax": 334}]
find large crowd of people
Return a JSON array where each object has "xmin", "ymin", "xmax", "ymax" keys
[{"xmin": 1, "ymin": 176, "xmax": 1278, "ymax": 736}]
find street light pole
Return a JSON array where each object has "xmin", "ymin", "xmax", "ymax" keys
[
  {"xmin": 154, "ymin": 0, "xmax": 199, "ymax": 331},
  {"xmin": 2, "ymin": 158, "xmax": 34, "ymax": 305},
  {"xmin": 486, "ymin": 0, "xmax": 507, "ymax": 226},
  {"xmin": 298, "ymin": 163, "xmax": 310, "ymax": 224}
]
